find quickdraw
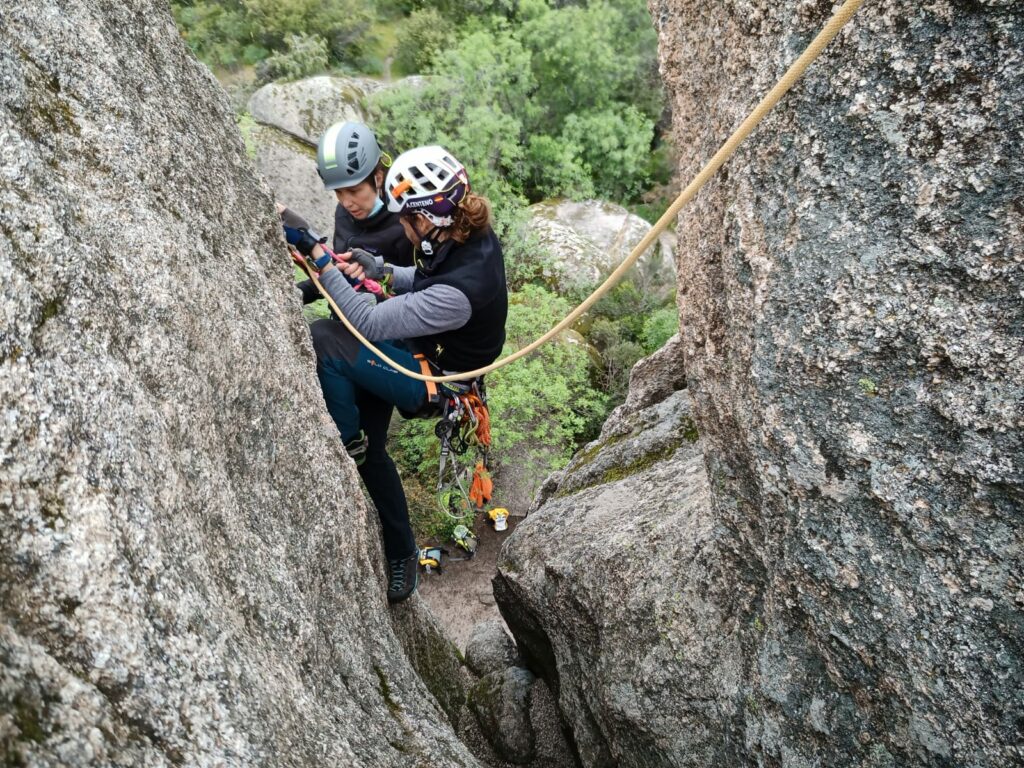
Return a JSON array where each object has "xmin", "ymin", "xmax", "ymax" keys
[{"xmin": 434, "ymin": 379, "xmax": 494, "ymax": 521}]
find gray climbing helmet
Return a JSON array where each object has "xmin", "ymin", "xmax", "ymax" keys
[{"xmin": 316, "ymin": 121, "xmax": 382, "ymax": 190}]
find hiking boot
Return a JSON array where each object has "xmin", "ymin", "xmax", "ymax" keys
[
  {"xmin": 386, "ymin": 550, "xmax": 419, "ymax": 604},
  {"xmin": 344, "ymin": 430, "xmax": 368, "ymax": 467}
]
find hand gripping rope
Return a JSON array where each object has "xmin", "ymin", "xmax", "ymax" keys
[{"xmin": 301, "ymin": 0, "xmax": 867, "ymax": 383}]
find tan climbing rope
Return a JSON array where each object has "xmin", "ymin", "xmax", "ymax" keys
[{"xmin": 304, "ymin": 0, "xmax": 866, "ymax": 383}]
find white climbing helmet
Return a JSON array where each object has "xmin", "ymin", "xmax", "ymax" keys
[{"xmin": 384, "ymin": 145, "xmax": 470, "ymax": 227}]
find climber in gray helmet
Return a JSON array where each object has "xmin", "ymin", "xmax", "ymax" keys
[
  {"xmin": 279, "ymin": 121, "xmax": 414, "ymax": 299},
  {"xmin": 278, "ymin": 121, "xmax": 424, "ymax": 604},
  {"xmin": 316, "ymin": 120, "xmax": 382, "ymax": 191}
]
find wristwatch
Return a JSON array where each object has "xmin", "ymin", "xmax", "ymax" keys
[{"xmin": 308, "ymin": 250, "xmax": 333, "ymax": 271}]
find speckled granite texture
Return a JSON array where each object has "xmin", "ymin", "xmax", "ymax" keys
[
  {"xmin": 656, "ymin": 0, "xmax": 1023, "ymax": 764},
  {"xmin": 0, "ymin": 2, "xmax": 479, "ymax": 765},
  {"xmin": 498, "ymin": 1, "xmax": 1022, "ymax": 766}
]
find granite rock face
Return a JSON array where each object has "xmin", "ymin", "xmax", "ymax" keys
[
  {"xmin": 249, "ymin": 123, "xmax": 337, "ymax": 237},
  {"xmin": 248, "ymin": 75, "xmax": 378, "ymax": 145},
  {"xmin": 497, "ymin": 352, "xmax": 729, "ymax": 766},
  {"xmin": 390, "ymin": 606, "xmax": 577, "ymax": 768},
  {"xmin": 499, "ymin": 2, "xmax": 1022, "ymax": 765},
  {"xmin": 468, "ymin": 667, "xmax": 537, "ymax": 764},
  {"xmin": 465, "ymin": 620, "xmax": 522, "ymax": 678},
  {"xmin": 657, "ymin": 0, "xmax": 1021, "ymax": 764},
  {"xmin": 0, "ymin": 2, "xmax": 478, "ymax": 765}
]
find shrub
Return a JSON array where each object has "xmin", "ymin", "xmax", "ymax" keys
[
  {"xmin": 256, "ymin": 34, "xmax": 330, "ymax": 83},
  {"xmin": 560, "ymin": 106, "xmax": 656, "ymax": 200},
  {"xmin": 392, "ymin": 8, "xmax": 446, "ymax": 75},
  {"xmin": 642, "ymin": 305, "xmax": 679, "ymax": 353},
  {"xmin": 242, "ymin": 0, "xmax": 373, "ymax": 62},
  {"xmin": 171, "ymin": 0, "xmax": 371, "ymax": 70},
  {"xmin": 172, "ymin": 1, "xmax": 260, "ymax": 68}
]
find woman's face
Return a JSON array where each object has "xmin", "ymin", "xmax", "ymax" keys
[{"xmin": 334, "ymin": 169, "xmax": 384, "ymax": 219}]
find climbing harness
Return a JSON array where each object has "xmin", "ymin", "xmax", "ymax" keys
[
  {"xmin": 419, "ymin": 374, "xmax": 498, "ymax": 571},
  {"xmin": 301, "ymin": 0, "xmax": 866, "ymax": 383}
]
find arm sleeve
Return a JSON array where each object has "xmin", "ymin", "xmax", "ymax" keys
[
  {"xmin": 391, "ymin": 266, "xmax": 416, "ymax": 295},
  {"xmin": 318, "ymin": 267, "xmax": 472, "ymax": 341}
]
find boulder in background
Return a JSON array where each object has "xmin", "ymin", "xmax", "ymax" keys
[{"xmin": 528, "ymin": 199, "xmax": 676, "ymax": 293}]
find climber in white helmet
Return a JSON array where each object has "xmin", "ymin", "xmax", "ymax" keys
[{"xmin": 288, "ymin": 144, "xmax": 508, "ymax": 604}]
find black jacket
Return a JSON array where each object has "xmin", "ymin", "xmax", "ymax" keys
[
  {"xmin": 412, "ymin": 227, "xmax": 508, "ymax": 372},
  {"xmin": 332, "ymin": 203, "xmax": 414, "ymax": 267}
]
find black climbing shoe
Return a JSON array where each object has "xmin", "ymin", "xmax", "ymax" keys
[
  {"xmin": 344, "ymin": 430, "xmax": 368, "ymax": 467},
  {"xmin": 386, "ymin": 550, "xmax": 419, "ymax": 604}
]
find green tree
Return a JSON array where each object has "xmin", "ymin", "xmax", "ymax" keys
[
  {"xmin": 256, "ymin": 33, "xmax": 330, "ymax": 83},
  {"xmin": 242, "ymin": 0, "xmax": 373, "ymax": 62},
  {"xmin": 488, "ymin": 285, "xmax": 607, "ymax": 462},
  {"xmin": 521, "ymin": 3, "xmax": 630, "ymax": 126},
  {"xmin": 587, "ymin": 278, "xmax": 672, "ymax": 399},
  {"xmin": 369, "ymin": 26, "xmax": 534, "ymax": 250},
  {"xmin": 523, "ymin": 134, "xmax": 594, "ymax": 201},
  {"xmin": 171, "ymin": 0, "xmax": 373, "ymax": 69},
  {"xmin": 172, "ymin": 1, "xmax": 263, "ymax": 68},
  {"xmin": 372, "ymin": 2, "xmax": 663, "ymax": 205},
  {"xmin": 560, "ymin": 106, "xmax": 655, "ymax": 199},
  {"xmin": 392, "ymin": 8, "xmax": 446, "ymax": 76}
]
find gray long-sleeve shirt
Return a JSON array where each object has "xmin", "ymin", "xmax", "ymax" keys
[{"xmin": 316, "ymin": 264, "xmax": 472, "ymax": 342}]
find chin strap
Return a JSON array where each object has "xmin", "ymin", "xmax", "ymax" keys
[
  {"xmin": 418, "ymin": 225, "xmax": 444, "ymax": 257},
  {"xmin": 414, "ymin": 229, "xmax": 458, "ymax": 272}
]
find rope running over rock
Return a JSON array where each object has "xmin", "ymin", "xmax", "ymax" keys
[{"xmin": 304, "ymin": 0, "xmax": 867, "ymax": 383}]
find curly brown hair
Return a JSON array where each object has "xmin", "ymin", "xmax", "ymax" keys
[{"xmin": 448, "ymin": 194, "xmax": 492, "ymax": 243}]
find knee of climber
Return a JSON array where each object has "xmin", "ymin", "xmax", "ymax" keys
[
  {"xmin": 360, "ymin": 436, "xmax": 391, "ymax": 465},
  {"xmin": 309, "ymin": 318, "xmax": 360, "ymax": 365}
]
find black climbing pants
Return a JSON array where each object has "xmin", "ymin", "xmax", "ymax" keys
[
  {"xmin": 310, "ymin": 318, "xmax": 422, "ymax": 561},
  {"xmin": 354, "ymin": 387, "xmax": 417, "ymax": 561}
]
